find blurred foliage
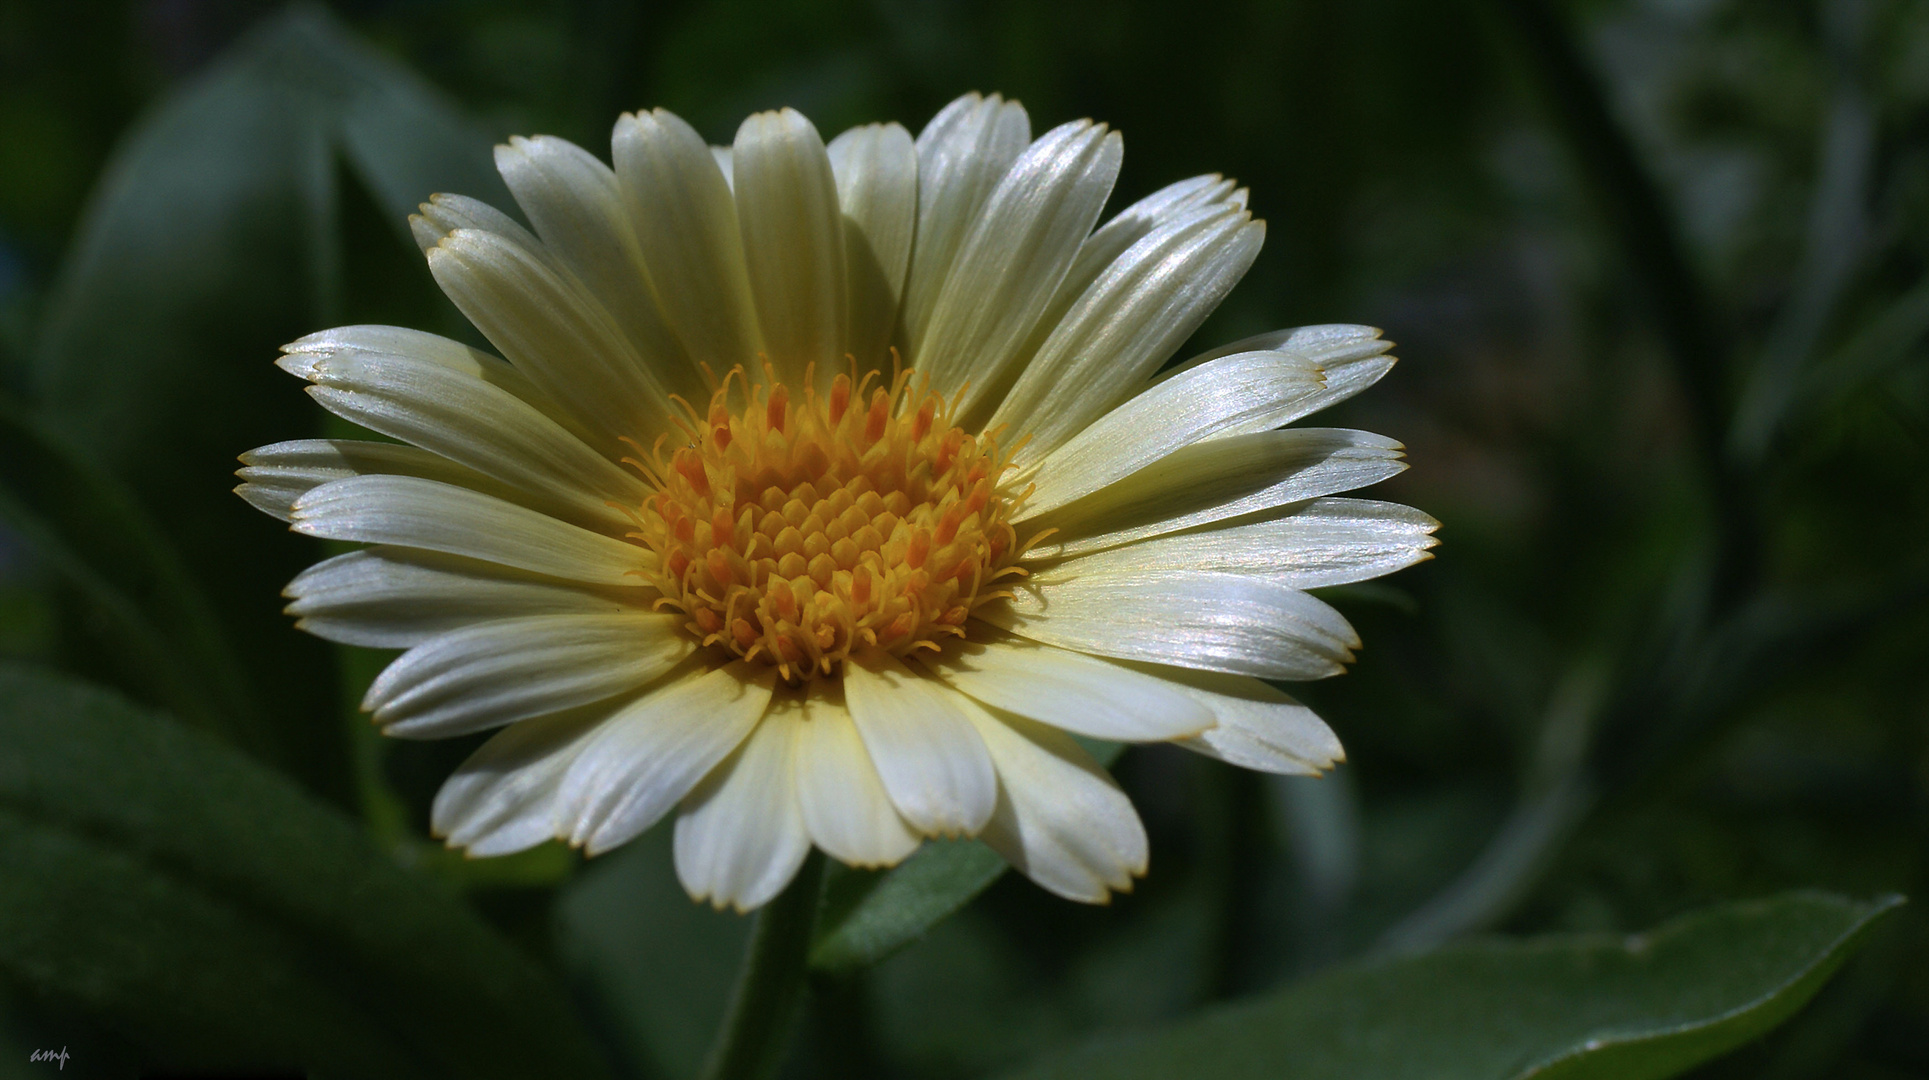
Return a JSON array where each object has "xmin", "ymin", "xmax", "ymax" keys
[{"xmin": 0, "ymin": 0, "xmax": 1925, "ymax": 1077}]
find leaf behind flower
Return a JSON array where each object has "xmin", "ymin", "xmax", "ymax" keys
[
  {"xmin": 0, "ymin": 664, "xmax": 612, "ymax": 1079},
  {"xmin": 995, "ymin": 891, "xmax": 1902, "ymax": 1080}
]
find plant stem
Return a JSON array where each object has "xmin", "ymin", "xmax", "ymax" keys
[
  {"xmin": 698, "ymin": 851, "xmax": 826, "ymax": 1080},
  {"xmin": 1488, "ymin": 0, "xmax": 1760, "ymax": 603}
]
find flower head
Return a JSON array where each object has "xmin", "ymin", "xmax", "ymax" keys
[{"xmin": 238, "ymin": 93, "xmax": 1437, "ymax": 910}]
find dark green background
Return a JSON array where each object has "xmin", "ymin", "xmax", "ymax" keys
[{"xmin": 0, "ymin": 0, "xmax": 1925, "ymax": 1077}]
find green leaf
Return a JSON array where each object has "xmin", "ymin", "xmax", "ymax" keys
[
  {"xmin": 0, "ymin": 394, "xmax": 252, "ymax": 748},
  {"xmin": 556, "ymin": 823, "xmax": 750, "ymax": 1080},
  {"xmin": 0, "ymin": 664, "xmax": 611, "ymax": 1079},
  {"xmin": 32, "ymin": 6, "xmax": 505, "ymax": 455},
  {"xmin": 995, "ymin": 891, "xmax": 1904, "ymax": 1080},
  {"xmin": 20, "ymin": 6, "xmax": 510, "ymax": 804},
  {"xmin": 811, "ymin": 840, "xmax": 1010, "ymax": 973},
  {"xmin": 809, "ymin": 739, "xmax": 1125, "ymax": 973}
]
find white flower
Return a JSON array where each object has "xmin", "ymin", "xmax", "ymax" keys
[{"xmin": 237, "ymin": 92, "xmax": 1436, "ymax": 911}]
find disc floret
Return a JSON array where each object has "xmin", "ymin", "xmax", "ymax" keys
[{"xmin": 634, "ymin": 364, "xmax": 1029, "ymax": 682}]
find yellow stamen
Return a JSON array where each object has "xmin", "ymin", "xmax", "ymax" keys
[{"xmin": 637, "ymin": 365, "xmax": 1025, "ymax": 681}]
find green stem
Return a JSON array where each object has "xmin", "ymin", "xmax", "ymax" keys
[
  {"xmin": 1488, "ymin": 0, "xmax": 1760, "ymax": 603},
  {"xmin": 699, "ymin": 851, "xmax": 826, "ymax": 1080}
]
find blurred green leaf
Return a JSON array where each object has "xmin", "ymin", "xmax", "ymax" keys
[
  {"xmin": 556, "ymin": 824, "xmax": 750, "ymax": 1080},
  {"xmin": 0, "ymin": 394, "xmax": 251, "ymax": 747},
  {"xmin": 811, "ymin": 840, "xmax": 1010, "ymax": 974},
  {"xmin": 1804, "ymin": 274, "xmax": 1929, "ymax": 408},
  {"xmin": 19, "ymin": 5, "xmax": 511, "ymax": 804},
  {"xmin": 810, "ymin": 736, "xmax": 1126, "ymax": 975},
  {"xmin": 0, "ymin": 664, "xmax": 611, "ymax": 1079},
  {"xmin": 811, "ymin": 740, "xmax": 1124, "ymax": 973},
  {"xmin": 33, "ymin": 4, "xmax": 505, "ymax": 452},
  {"xmin": 997, "ymin": 891, "xmax": 1902, "ymax": 1080}
]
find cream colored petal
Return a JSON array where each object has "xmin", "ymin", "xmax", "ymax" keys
[
  {"xmin": 279, "ymin": 325, "xmax": 591, "ymax": 446},
  {"xmin": 991, "ymin": 204, "xmax": 1264, "ymax": 458},
  {"xmin": 410, "ymin": 192, "xmax": 540, "ymax": 254},
  {"xmin": 362, "ymin": 612, "xmax": 692, "ymax": 738},
  {"xmin": 901, "ymin": 92, "xmax": 1030, "ymax": 357},
  {"xmin": 283, "ymin": 548, "xmax": 648, "ymax": 649},
  {"xmin": 827, "ymin": 122, "xmax": 917, "ymax": 376},
  {"xmin": 290, "ymin": 347, "xmax": 647, "ymax": 531},
  {"xmin": 711, "ymin": 145, "xmax": 733, "ymax": 188},
  {"xmin": 1003, "ymin": 175, "xmax": 1244, "ymax": 402},
  {"xmin": 980, "ymin": 570, "xmax": 1359, "ymax": 681},
  {"xmin": 842, "ymin": 651, "xmax": 997, "ymax": 837},
  {"xmin": 289, "ymin": 475, "xmax": 649, "ymax": 586},
  {"xmin": 1161, "ymin": 325, "xmax": 1397, "ymax": 433},
  {"xmin": 1064, "ymin": 175, "xmax": 1240, "ymax": 300},
  {"xmin": 674, "ymin": 708, "xmax": 811, "ymax": 912},
  {"xmin": 917, "ymin": 120, "xmax": 1123, "ymax": 416},
  {"xmin": 494, "ymin": 135, "xmax": 698, "ymax": 399},
  {"xmin": 432, "ymin": 705, "xmax": 610, "ymax": 856},
  {"xmin": 561, "ymin": 661, "xmax": 776, "ymax": 855},
  {"xmin": 612, "ymin": 108, "xmax": 763, "ymax": 371},
  {"xmin": 236, "ymin": 439, "xmax": 505, "ymax": 523},
  {"xmin": 960, "ymin": 701, "xmax": 1147, "ymax": 903},
  {"xmin": 1045, "ymin": 497, "xmax": 1439, "ymax": 590},
  {"xmin": 1020, "ymin": 348, "xmax": 1326, "ymax": 518},
  {"xmin": 1021, "ymin": 428, "xmax": 1409, "ymax": 557},
  {"xmin": 792, "ymin": 684, "xmax": 921, "ymax": 867},
  {"xmin": 426, "ymin": 228, "xmax": 677, "ymax": 454},
  {"xmin": 1112, "ymin": 662, "xmax": 1345, "ymax": 775},
  {"xmin": 734, "ymin": 108, "xmax": 847, "ymax": 386},
  {"xmin": 917, "ymin": 635, "xmax": 1213, "ymax": 741}
]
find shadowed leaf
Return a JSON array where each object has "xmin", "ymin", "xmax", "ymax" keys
[
  {"xmin": 996, "ymin": 892, "xmax": 1903, "ymax": 1080},
  {"xmin": 0, "ymin": 665, "xmax": 611, "ymax": 1079}
]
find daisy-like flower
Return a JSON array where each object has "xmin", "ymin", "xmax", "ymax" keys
[{"xmin": 237, "ymin": 92, "xmax": 1436, "ymax": 911}]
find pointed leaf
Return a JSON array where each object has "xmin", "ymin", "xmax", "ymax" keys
[
  {"xmin": 0, "ymin": 665, "xmax": 611, "ymax": 1079},
  {"xmin": 996, "ymin": 892, "xmax": 1903, "ymax": 1080},
  {"xmin": 810, "ymin": 739, "xmax": 1122, "ymax": 972}
]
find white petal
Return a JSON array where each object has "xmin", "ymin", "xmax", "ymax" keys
[
  {"xmin": 792, "ymin": 685, "xmax": 921, "ymax": 867},
  {"xmin": 959, "ymin": 701, "xmax": 1147, "ymax": 903},
  {"xmin": 1060, "ymin": 176, "xmax": 1241, "ymax": 306},
  {"xmin": 289, "ymin": 475, "xmax": 649, "ymax": 586},
  {"xmin": 426, "ymin": 228, "xmax": 677, "ymax": 454},
  {"xmin": 288, "ymin": 346, "xmax": 647, "ymax": 530},
  {"xmin": 675, "ymin": 708, "xmax": 811, "ymax": 912},
  {"xmin": 1019, "ymin": 348, "xmax": 1326, "ymax": 518},
  {"xmin": 1161, "ymin": 324, "xmax": 1397, "ymax": 432},
  {"xmin": 734, "ymin": 108, "xmax": 847, "ymax": 386},
  {"xmin": 283, "ymin": 547, "xmax": 648, "ymax": 649},
  {"xmin": 827, "ymin": 122, "xmax": 917, "ymax": 374},
  {"xmin": 1002, "ymin": 175, "xmax": 1245, "ymax": 412},
  {"xmin": 279, "ymin": 325, "xmax": 590, "ymax": 445},
  {"xmin": 917, "ymin": 635, "xmax": 1213, "ymax": 741},
  {"xmin": 991, "ymin": 204, "xmax": 1263, "ymax": 458},
  {"xmin": 363, "ymin": 612, "xmax": 693, "ymax": 738},
  {"xmin": 980, "ymin": 571, "xmax": 1360, "ymax": 681},
  {"xmin": 1114, "ymin": 662, "xmax": 1344, "ymax": 775},
  {"xmin": 711, "ymin": 145, "xmax": 734, "ymax": 187},
  {"xmin": 842, "ymin": 651, "xmax": 997, "ymax": 837},
  {"xmin": 494, "ymin": 135, "xmax": 698, "ymax": 399},
  {"xmin": 901, "ymin": 93, "xmax": 1030, "ymax": 357},
  {"xmin": 612, "ymin": 108, "xmax": 763, "ymax": 372},
  {"xmin": 562, "ymin": 661, "xmax": 776, "ymax": 854},
  {"xmin": 236, "ymin": 439, "xmax": 504, "ymax": 523},
  {"xmin": 431, "ymin": 706, "xmax": 609, "ymax": 856},
  {"xmin": 411, "ymin": 192, "xmax": 540, "ymax": 253},
  {"xmin": 1042, "ymin": 497, "xmax": 1439, "ymax": 590},
  {"xmin": 917, "ymin": 120, "xmax": 1123, "ymax": 415},
  {"xmin": 1022, "ymin": 428, "xmax": 1409, "ymax": 557}
]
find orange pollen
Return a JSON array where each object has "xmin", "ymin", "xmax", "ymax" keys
[{"xmin": 638, "ymin": 365, "xmax": 1025, "ymax": 682}]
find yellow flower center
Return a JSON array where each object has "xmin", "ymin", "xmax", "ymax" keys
[{"xmin": 634, "ymin": 365, "xmax": 1029, "ymax": 682}]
